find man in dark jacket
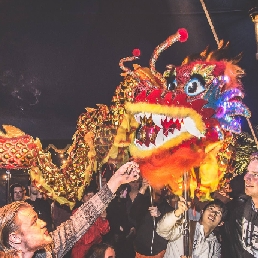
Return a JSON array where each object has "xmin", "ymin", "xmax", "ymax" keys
[
  {"xmin": 130, "ymin": 178, "xmax": 173, "ymax": 257},
  {"xmin": 225, "ymin": 152, "xmax": 258, "ymax": 257}
]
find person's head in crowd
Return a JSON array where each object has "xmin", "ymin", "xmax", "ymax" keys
[
  {"xmin": 86, "ymin": 242, "xmax": 115, "ymax": 258},
  {"xmin": 129, "ymin": 178, "xmax": 141, "ymax": 192},
  {"xmin": 72, "ymin": 182, "xmax": 97, "ymax": 210},
  {"xmin": 200, "ymin": 199, "xmax": 227, "ymax": 231},
  {"xmin": 151, "ymin": 186, "xmax": 169, "ymax": 204},
  {"xmin": 0, "ymin": 201, "xmax": 52, "ymax": 255},
  {"xmin": 10, "ymin": 183, "xmax": 25, "ymax": 202},
  {"xmin": 28, "ymin": 180, "xmax": 40, "ymax": 196},
  {"xmin": 244, "ymin": 152, "xmax": 258, "ymax": 204},
  {"xmin": 82, "ymin": 186, "xmax": 97, "ymax": 203}
]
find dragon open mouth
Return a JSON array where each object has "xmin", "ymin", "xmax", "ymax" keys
[{"xmin": 134, "ymin": 112, "xmax": 205, "ymax": 150}]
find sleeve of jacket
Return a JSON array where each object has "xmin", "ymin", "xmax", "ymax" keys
[
  {"xmin": 212, "ymin": 241, "xmax": 221, "ymax": 258},
  {"xmin": 156, "ymin": 211, "xmax": 184, "ymax": 241},
  {"xmin": 50, "ymin": 184, "xmax": 115, "ymax": 258}
]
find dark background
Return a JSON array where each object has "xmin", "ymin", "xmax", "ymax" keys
[
  {"xmin": 0, "ymin": 0, "xmax": 257, "ymax": 140},
  {"xmin": 0, "ymin": 0, "xmax": 258, "ymax": 206}
]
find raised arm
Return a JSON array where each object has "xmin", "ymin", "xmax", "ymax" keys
[
  {"xmin": 156, "ymin": 196, "xmax": 187, "ymax": 241},
  {"xmin": 49, "ymin": 161, "xmax": 140, "ymax": 258}
]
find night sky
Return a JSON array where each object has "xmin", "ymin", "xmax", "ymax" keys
[{"xmin": 0, "ymin": 0, "xmax": 257, "ymax": 141}]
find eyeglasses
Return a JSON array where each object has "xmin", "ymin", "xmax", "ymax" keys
[{"xmin": 206, "ymin": 206, "xmax": 222, "ymax": 217}]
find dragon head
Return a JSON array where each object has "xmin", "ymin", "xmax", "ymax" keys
[{"xmin": 120, "ymin": 29, "xmax": 251, "ymax": 198}]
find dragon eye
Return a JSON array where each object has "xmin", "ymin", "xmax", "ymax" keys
[
  {"xmin": 185, "ymin": 77, "xmax": 205, "ymax": 96},
  {"xmin": 166, "ymin": 76, "xmax": 177, "ymax": 91}
]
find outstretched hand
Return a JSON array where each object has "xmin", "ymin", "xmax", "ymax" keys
[
  {"xmin": 107, "ymin": 161, "xmax": 140, "ymax": 193},
  {"xmin": 115, "ymin": 161, "xmax": 140, "ymax": 183},
  {"xmin": 148, "ymin": 206, "xmax": 161, "ymax": 217}
]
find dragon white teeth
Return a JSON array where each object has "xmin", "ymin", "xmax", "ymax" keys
[
  {"xmin": 152, "ymin": 114, "xmax": 162, "ymax": 128},
  {"xmin": 134, "ymin": 114, "xmax": 141, "ymax": 123},
  {"xmin": 161, "ymin": 115, "xmax": 166, "ymax": 121},
  {"xmin": 155, "ymin": 131, "xmax": 164, "ymax": 145},
  {"xmin": 134, "ymin": 112, "xmax": 204, "ymax": 149},
  {"xmin": 166, "ymin": 128, "xmax": 182, "ymax": 139},
  {"xmin": 184, "ymin": 117, "xmax": 205, "ymax": 138},
  {"xmin": 145, "ymin": 113, "xmax": 151, "ymax": 119}
]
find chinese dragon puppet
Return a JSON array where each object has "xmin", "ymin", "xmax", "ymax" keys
[{"xmin": 0, "ymin": 29, "xmax": 251, "ymax": 208}]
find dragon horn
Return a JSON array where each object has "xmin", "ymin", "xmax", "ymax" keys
[
  {"xmin": 119, "ymin": 48, "xmax": 141, "ymax": 76},
  {"xmin": 149, "ymin": 28, "xmax": 188, "ymax": 86}
]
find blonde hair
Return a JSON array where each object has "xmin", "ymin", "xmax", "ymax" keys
[{"xmin": 0, "ymin": 202, "xmax": 30, "ymax": 253}]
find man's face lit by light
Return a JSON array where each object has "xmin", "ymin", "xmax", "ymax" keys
[{"xmin": 13, "ymin": 187, "xmax": 25, "ymax": 201}]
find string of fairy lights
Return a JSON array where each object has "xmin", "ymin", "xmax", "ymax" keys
[
  {"xmin": 44, "ymin": 144, "xmax": 70, "ymax": 154},
  {"xmin": 44, "ymin": 144, "xmax": 71, "ymax": 165}
]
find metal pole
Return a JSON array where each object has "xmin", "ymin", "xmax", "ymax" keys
[
  {"xmin": 149, "ymin": 185, "xmax": 155, "ymax": 255},
  {"xmin": 183, "ymin": 171, "xmax": 190, "ymax": 256},
  {"xmin": 6, "ymin": 170, "xmax": 11, "ymax": 204},
  {"xmin": 99, "ymin": 169, "xmax": 102, "ymax": 190}
]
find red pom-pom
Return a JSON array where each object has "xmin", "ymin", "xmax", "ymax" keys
[
  {"xmin": 178, "ymin": 28, "xmax": 188, "ymax": 42},
  {"xmin": 132, "ymin": 48, "xmax": 141, "ymax": 57}
]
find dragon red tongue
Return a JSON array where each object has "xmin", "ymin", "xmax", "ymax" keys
[{"xmin": 161, "ymin": 118, "xmax": 182, "ymax": 136}]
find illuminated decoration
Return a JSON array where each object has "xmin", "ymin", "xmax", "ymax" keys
[
  {"xmin": 0, "ymin": 125, "xmax": 40, "ymax": 169},
  {"xmin": 231, "ymin": 131, "xmax": 258, "ymax": 177},
  {"xmin": 0, "ymin": 28, "xmax": 251, "ymax": 206},
  {"xmin": 44, "ymin": 144, "xmax": 71, "ymax": 154}
]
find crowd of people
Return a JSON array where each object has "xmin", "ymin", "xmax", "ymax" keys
[{"xmin": 0, "ymin": 153, "xmax": 258, "ymax": 258}]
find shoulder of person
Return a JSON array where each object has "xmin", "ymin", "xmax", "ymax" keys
[
  {"xmin": 134, "ymin": 192, "xmax": 150, "ymax": 201},
  {"xmin": 238, "ymin": 194, "xmax": 251, "ymax": 202},
  {"xmin": 24, "ymin": 198, "xmax": 33, "ymax": 204},
  {"xmin": 226, "ymin": 194, "xmax": 250, "ymax": 218},
  {"xmin": 228, "ymin": 194, "xmax": 249, "ymax": 206}
]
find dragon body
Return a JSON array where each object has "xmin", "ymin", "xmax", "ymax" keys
[{"xmin": 0, "ymin": 29, "xmax": 251, "ymax": 207}]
